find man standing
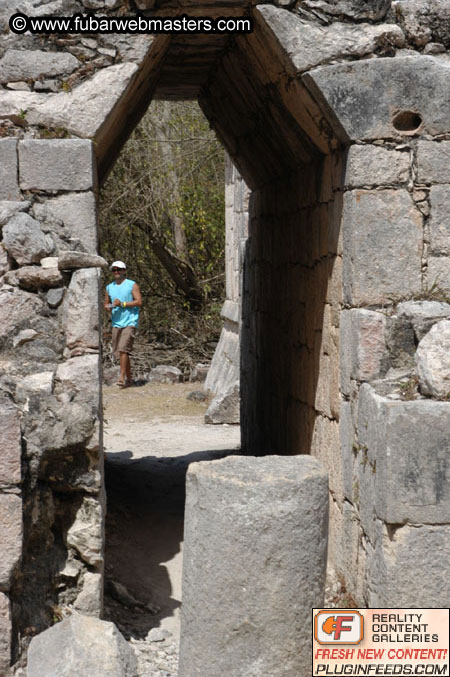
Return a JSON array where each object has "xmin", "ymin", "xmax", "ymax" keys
[{"xmin": 104, "ymin": 261, "xmax": 142, "ymax": 388}]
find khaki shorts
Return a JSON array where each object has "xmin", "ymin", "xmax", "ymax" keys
[{"xmin": 111, "ymin": 326, "xmax": 136, "ymax": 358}]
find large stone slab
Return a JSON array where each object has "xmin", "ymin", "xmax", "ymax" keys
[
  {"xmin": 2, "ymin": 212, "xmax": 53, "ymax": 265},
  {"xmin": 0, "ymin": 593, "xmax": 11, "ymax": 676},
  {"xmin": 0, "ymin": 49, "xmax": 78, "ymax": 84},
  {"xmin": 429, "ymin": 184, "xmax": 450, "ymax": 255},
  {"xmin": 26, "ymin": 613, "xmax": 138, "ymax": 677},
  {"xmin": 340, "ymin": 309, "xmax": 387, "ymax": 395},
  {"xmin": 179, "ymin": 455, "xmax": 328, "ymax": 677},
  {"xmin": 304, "ymin": 56, "xmax": 450, "ymax": 141},
  {"xmin": 0, "ymin": 399, "xmax": 21, "ymax": 487},
  {"xmin": 344, "ymin": 144, "xmax": 410, "ymax": 188},
  {"xmin": 63, "ymin": 268, "xmax": 100, "ymax": 356},
  {"xmin": 0, "ymin": 493, "xmax": 22, "ymax": 590},
  {"xmin": 343, "ymin": 189, "xmax": 422, "ymax": 304},
  {"xmin": 19, "ymin": 139, "xmax": 95, "ymax": 191},
  {"xmin": 415, "ymin": 319, "xmax": 450, "ymax": 398},
  {"xmin": 33, "ymin": 192, "xmax": 98, "ymax": 254},
  {"xmin": 416, "ymin": 140, "xmax": 450, "ymax": 184},
  {"xmin": 258, "ymin": 6, "xmax": 404, "ymax": 74},
  {"xmin": 0, "ymin": 139, "xmax": 20, "ymax": 201}
]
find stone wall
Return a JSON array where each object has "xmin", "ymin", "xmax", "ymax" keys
[{"xmin": 1, "ymin": 0, "xmax": 450, "ymax": 670}]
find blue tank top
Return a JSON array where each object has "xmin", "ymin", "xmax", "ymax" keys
[{"xmin": 106, "ymin": 279, "xmax": 140, "ymax": 328}]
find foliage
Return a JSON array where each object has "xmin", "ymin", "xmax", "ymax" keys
[{"xmin": 99, "ymin": 101, "xmax": 225, "ymax": 354}]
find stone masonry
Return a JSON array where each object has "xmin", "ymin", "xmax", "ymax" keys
[{"xmin": 1, "ymin": 0, "xmax": 450, "ymax": 672}]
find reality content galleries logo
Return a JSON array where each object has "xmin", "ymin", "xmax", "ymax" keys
[{"xmin": 315, "ymin": 611, "xmax": 364, "ymax": 645}]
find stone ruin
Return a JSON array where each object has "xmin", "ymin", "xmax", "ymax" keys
[{"xmin": 1, "ymin": 0, "xmax": 450, "ymax": 672}]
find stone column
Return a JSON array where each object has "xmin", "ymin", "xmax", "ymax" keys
[{"xmin": 179, "ymin": 455, "xmax": 329, "ymax": 677}]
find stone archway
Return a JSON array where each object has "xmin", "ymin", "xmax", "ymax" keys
[{"xmin": 1, "ymin": 0, "xmax": 450, "ymax": 669}]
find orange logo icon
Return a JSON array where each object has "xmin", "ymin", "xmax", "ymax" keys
[{"xmin": 314, "ymin": 610, "xmax": 364, "ymax": 645}]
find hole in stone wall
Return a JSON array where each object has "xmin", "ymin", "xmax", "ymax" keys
[{"xmin": 392, "ymin": 110, "xmax": 423, "ymax": 133}]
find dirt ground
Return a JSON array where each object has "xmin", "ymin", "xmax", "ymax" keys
[{"xmin": 102, "ymin": 381, "xmax": 241, "ymax": 641}]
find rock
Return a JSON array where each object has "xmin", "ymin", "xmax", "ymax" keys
[
  {"xmin": 26, "ymin": 613, "xmax": 138, "ymax": 677},
  {"xmin": 385, "ymin": 316, "xmax": 416, "ymax": 369},
  {"xmin": 2, "ymin": 212, "xmax": 53, "ymax": 265},
  {"xmin": 40, "ymin": 256, "xmax": 59, "ymax": 269},
  {"xmin": 0, "ymin": 49, "xmax": 78, "ymax": 84},
  {"xmin": 429, "ymin": 185, "xmax": 450, "ymax": 255},
  {"xmin": 0, "ymin": 200, "xmax": 29, "ymax": 227},
  {"xmin": 16, "ymin": 265, "xmax": 63, "ymax": 290},
  {"xmin": 0, "ymin": 592, "xmax": 11, "ymax": 676},
  {"xmin": 0, "ymin": 493, "xmax": 22, "ymax": 590},
  {"xmin": 6, "ymin": 81, "xmax": 31, "ymax": 91},
  {"xmin": 428, "ymin": 256, "xmax": 450, "ymax": 295},
  {"xmin": 189, "ymin": 363, "xmax": 209, "ymax": 382},
  {"xmin": 394, "ymin": 0, "xmax": 450, "ymax": 49},
  {"xmin": 416, "ymin": 140, "xmax": 450, "ymax": 184},
  {"xmin": 16, "ymin": 371, "xmax": 54, "ymax": 400},
  {"xmin": 0, "ymin": 287, "xmax": 43, "ymax": 342},
  {"xmin": 18, "ymin": 139, "xmax": 95, "ymax": 192},
  {"xmin": 415, "ymin": 319, "xmax": 450, "ymax": 398},
  {"xmin": 344, "ymin": 144, "xmax": 410, "ymax": 188},
  {"xmin": 0, "ymin": 139, "xmax": 20, "ymax": 201},
  {"xmin": 66, "ymin": 496, "xmax": 103, "ymax": 566},
  {"xmin": 340, "ymin": 309, "xmax": 388, "ymax": 395},
  {"xmin": 342, "ymin": 189, "xmax": 422, "ymax": 305},
  {"xmin": 12, "ymin": 328, "xmax": 38, "ymax": 348},
  {"xmin": 0, "ymin": 244, "xmax": 10, "ymax": 277},
  {"xmin": 148, "ymin": 365, "xmax": 182, "ymax": 383},
  {"xmin": 302, "ymin": 0, "xmax": 391, "ymax": 21},
  {"xmin": 46, "ymin": 287, "xmax": 65, "ymax": 308},
  {"xmin": 55, "ymin": 354, "xmax": 100, "ymax": 401},
  {"xmin": 258, "ymin": 6, "xmax": 404, "ymax": 73},
  {"xmin": 63, "ymin": 268, "xmax": 100, "ymax": 356},
  {"xmin": 146, "ymin": 627, "xmax": 170, "ymax": 642},
  {"xmin": 73, "ymin": 572, "xmax": 103, "ymax": 616},
  {"xmin": 33, "ymin": 192, "xmax": 98, "ymax": 254},
  {"xmin": 34, "ymin": 79, "xmax": 60, "ymax": 93},
  {"xmin": 397, "ymin": 300, "xmax": 450, "ymax": 340},
  {"xmin": 187, "ymin": 390, "xmax": 207, "ymax": 402},
  {"xmin": 107, "ymin": 580, "xmax": 142, "ymax": 609},
  {"xmin": 179, "ymin": 455, "xmax": 329, "ymax": 677},
  {"xmin": 304, "ymin": 56, "xmax": 450, "ymax": 140},
  {"xmin": 57, "ymin": 251, "xmax": 107, "ymax": 270},
  {"xmin": 102, "ymin": 365, "xmax": 118, "ymax": 386},
  {"xmin": 204, "ymin": 382, "xmax": 240, "ymax": 424},
  {"xmin": 0, "ymin": 398, "xmax": 21, "ymax": 486}
]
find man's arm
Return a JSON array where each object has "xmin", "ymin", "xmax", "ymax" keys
[
  {"xmin": 104, "ymin": 290, "xmax": 112, "ymax": 310},
  {"xmin": 129, "ymin": 283, "xmax": 142, "ymax": 308}
]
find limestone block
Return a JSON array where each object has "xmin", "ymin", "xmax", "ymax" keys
[
  {"xmin": 179, "ymin": 455, "xmax": 328, "ymax": 677},
  {"xmin": 63, "ymin": 268, "xmax": 100, "ymax": 356},
  {"xmin": 205, "ymin": 382, "xmax": 240, "ymax": 424},
  {"xmin": 343, "ymin": 190, "xmax": 422, "ymax": 304},
  {"xmin": 16, "ymin": 372, "xmax": 54, "ymax": 400},
  {"xmin": 302, "ymin": 0, "xmax": 391, "ymax": 20},
  {"xmin": 357, "ymin": 383, "xmax": 386, "ymax": 464},
  {"xmin": 0, "ymin": 49, "xmax": 78, "ymax": 84},
  {"xmin": 429, "ymin": 184, "xmax": 450, "ymax": 255},
  {"xmin": 0, "ymin": 399, "xmax": 21, "ymax": 487},
  {"xmin": 340, "ymin": 309, "xmax": 387, "ymax": 395},
  {"xmin": 397, "ymin": 300, "xmax": 450, "ymax": 341},
  {"xmin": 0, "ymin": 287, "xmax": 43, "ymax": 341},
  {"xmin": 27, "ymin": 613, "xmax": 138, "ymax": 677},
  {"xmin": 19, "ymin": 139, "xmax": 95, "ymax": 191},
  {"xmin": 258, "ymin": 6, "xmax": 404, "ymax": 74},
  {"xmin": 394, "ymin": 0, "xmax": 450, "ymax": 49},
  {"xmin": 304, "ymin": 57, "xmax": 450, "ymax": 141},
  {"xmin": 33, "ymin": 192, "xmax": 98, "ymax": 254},
  {"xmin": 416, "ymin": 140, "xmax": 450, "ymax": 184},
  {"xmin": 427, "ymin": 256, "xmax": 450, "ymax": 294},
  {"xmin": 0, "ymin": 139, "xmax": 20, "ymax": 201},
  {"xmin": 57, "ymin": 251, "xmax": 107, "ymax": 270},
  {"xmin": 415, "ymin": 319, "xmax": 450, "ymax": 398},
  {"xmin": 66, "ymin": 496, "xmax": 103, "ymax": 566},
  {"xmin": 368, "ymin": 523, "xmax": 450, "ymax": 607},
  {"xmin": 47, "ymin": 287, "xmax": 65, "ymax": 308},
  {"xmin": 311, "ymin": 415, "xmax": 342, "ymax": 503},
  {"xmin": 344, "ymin": 145, "xmax": 410, "ymax": 188},
  {"xmin": 0, "ymin": 593, "xmax": 11, "ymax": 676},
  {"xmin": 16, "ymin": 265, "xmax": 63, "ymax": 290},
  {"xmin": 329, "ymin": 499, "xmax": 367, "ymax": 607},
  {"xmin": 73, "ymin": 572, "xmax": 103, "ymax": 616},
  {"xmin": 2, "ymin": 212, "xmax": 53, "ymax": 265},
  {"xmin": 0, "ymin": 493, "xmax": 22, "ymax": 590},
  {"xmin": 147, "ymin": 365, "xmax": 182, "ymax": 383},
  {"xmin": 340, "ymin": 401, "xmax": 355, "ymax": 502},
  {"xmin": 55, "ymin": 354, "xmax": 100, "ymax": 404},
  {"xmin": 0, "ymin": 200, "xmax": 29, "ymax": 227},
  {"xmin": 40, "ymin": 257, "xmax": 59, "ymax": 269}
]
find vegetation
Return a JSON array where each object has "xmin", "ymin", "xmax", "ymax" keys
[{"xmin": 99, "ymin": 101, "xmax": 226, "ymax": 366}]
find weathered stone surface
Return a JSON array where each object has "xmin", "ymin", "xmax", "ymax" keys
[
  {"xmin": 0, "ymin": 244, "xmax": 10, "ymax": 277},
  {"xmin": 259, "ymin": 6, "xmax": 404, "ymax": 73},
  {"xmin": 66, "ymin": 496, "xmax": 103, "ymax": 566},
  {"xmin": 394, "ymin": 0, "xmax": 450, "ymax": 49},
  {"xmin": 427, "ymin": 256, "xmax": 450, "ymax": 294},
  {"xmin": 340, "ymin": 309, "xmax": 387, "ymax": 395},
  {"xmin": 0, "ymin": 287, "xmax": 43, "ymax": 342},
  {"xmin": 205, "ymin": 324, "xmax": 239, "ymax": 396},
  {"xmin": 26, "ymin": 613, "xmax": 138, "ymax": 677},
  {"xmin": 2, "ymin": 212, "xmax": 53, "ymax": 266},
  {"xmin": 0, "ymin": 201, "xmax": 29, "ymax": 227},
  {"xmin": 33, "ymin": 192, "xmax": 98, "ymax": 254},
  {"xmin": 58, "ymin": 251, "xmax": 107, "ymax": 270},
  {"xmin": 55, "ymin": 354, "xmax": 100, "ymax": 402},
  {"xmin": 344, "ymin": 145, "xmax": 410, "ymax": 188},
  {"xmin": 0, "ymin": 493, "xmax": 22, "ymax": 590},
  {"xmin": 302, "ymin": 0, "xmax": 391, "ymax": 20},
  {"xmin": 16, "ymin": 371, "xmax": 54, "ymax": 400},
  {"xmin": 0, "ymin": 398, "xmax": 21, "ymax": 486},
  {"xmin": 19, "ymin": 139, "xmax": 94, "ymax": 191},
  {"xmin": 343, "ymin": 190, "xmax": 422, "ymax": 304},
  {"xmin": 415, "ymin": 319, "xmax": 450, "ymax": 398},
  {"xmin": 397, "ymin": 300, "xmax": 450, "ymax": 341},
  {"xmin": 63, "ymin": 268, "xmax": 100, "ymax": 356},
  {"xmin": 416, "ymin": 140, "xmax": 450, "ymax": 184},
  {"xmin": 304, "ymin": 57, "xmax": 450, "ymax": 141},
  {"xmin": 148, "ymin": 365, "xmax": 182, "ymax": 383},
  {"xmin": 0, "ymin": 592, "xmax": 11, "ymax": 676},
  {"xmin": 46, "ymin": 287, "xmax": 65, "ymax": 308},
  {"xmin": 179, "ymin": 455, "xmax": 328, "ymax": 677},
  {"xmin": 0, "ymin": 139, "xmax": 20, "ymax": 201},
  {"xmin": 369, "ymin": 523, "xmax": 450, "ymax": 607},
  {"xmin": 385, "ymin": 315, "xmax": 416, "ymax": 369},
  {"xmin": 204, "ymin": 382, "xmax": 240, "ymax": 424},
  {"xmin": 73, "ymin": 572, "xmax": 103, "ymax": 616},
  {"xmin": 40, "ymin": 256, "xmax": 59, "ymax": 269},
  {"xmin": 16, "ymin": 265, "xmax": 63, "ymax": 290},
  {"xmin": 0, "ymin": 49, "xmax": 78, "ymax": 84},
  {"xmin": 189, "ymin": 363, "xmax": 209, "ymax": 382},
  {"xmin": 429, "ymin": 185, "xmax": 450, "ymax": 255},
  {"xmin": 12, "ymin": 328, "xmax": 38, "ymax": 348}
]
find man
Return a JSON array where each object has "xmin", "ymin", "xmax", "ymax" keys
[{"xmin": 104, "ymin": 261, "xmax": 142, "ymax": 388}]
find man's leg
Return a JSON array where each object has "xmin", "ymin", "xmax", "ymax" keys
[{"xmin": 119, "ymin": 351, "xmax": 128, "ymax": 383}]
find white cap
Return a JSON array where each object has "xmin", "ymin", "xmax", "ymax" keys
[{"xmin": 111, "ymin": 260, "xmax": 126, "ymax": 269}]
